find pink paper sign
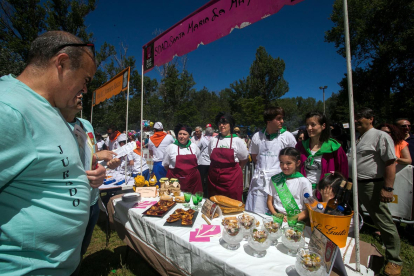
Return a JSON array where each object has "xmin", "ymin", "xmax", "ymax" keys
[{"xmin": 189, "ymin": 230, "xmax": 210, "ymax": 242}]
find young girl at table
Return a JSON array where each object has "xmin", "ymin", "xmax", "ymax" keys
[
  {"xmin": 316, "ymin": 171, "xmax": 346, "ymax": 202},
  {"xmin": 265, "ymin": 147, "xmax": 312, "ymax": 221}
]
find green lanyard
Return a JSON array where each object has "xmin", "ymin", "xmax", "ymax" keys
[{"xmin": 271, "ymin": 172, "xmax": 303, "ymax": 215}]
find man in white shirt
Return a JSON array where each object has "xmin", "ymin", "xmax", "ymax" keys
[
  {"xmin": 191, "ymin": 126, "xmax": 203, "ymax": 146},
  {"xmin": 148, "ymin": 122, "xmax": 174, "ymax": 186}
]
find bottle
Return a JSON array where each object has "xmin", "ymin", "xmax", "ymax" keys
[
  {"xmin": 314, "ymin": 203, "xmax": 325, "ymax": 213},
  {"xmin": 329, "ymin": 205, "xmax": 345, "ymax": 216},
  {"xmin": 340, "ymin": 182, "xmax": 353, "ymax": 215},
  {"xmin": 324, "ymin": 180, "xmax": 346, "ymax": 214},
  {"xmin": 304, "ymin": 193, "xmax": 319, "ymax": 210}
]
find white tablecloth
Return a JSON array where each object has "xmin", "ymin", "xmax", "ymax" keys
[{"xmin": 112, "ymin": 197, "xmax": 375, "ymax": 276}]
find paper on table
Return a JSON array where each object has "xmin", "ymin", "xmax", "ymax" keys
[
  {"xmin": 189, "ymin": 230, "xmax": 210, "ymax": 242},
  {"xmin": 197, "ymin": 225, "xmax": 221, "ymax": 238},
  {"xmin": 73, "ymin": 124, "xmax": 93, "ymax": 170},
  {"xmin": 113, "ymin": 141, "xmax": 137, "ymax": 158}
]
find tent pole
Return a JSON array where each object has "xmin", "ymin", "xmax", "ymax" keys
[
  {"xmin": 90, "ymin": 101, "xmax": 94, "ymax": 125},
  {"xmin": 343, "ymin": 0, "xmax": 360, "ymax": 272},
  {"xmin": 141, "ymin": 65, "xmax": 144, "ymax": 175},
  {"xmin": 125, "ymin": 68, "xmax": 130, "ymax": 182}
]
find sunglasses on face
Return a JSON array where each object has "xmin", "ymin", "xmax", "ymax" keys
[
  {"xmin": 54, "ymin": 43, "xmax": 95, "ymax": 58},
  {"xmin": 400, "ymin": 125, "xmax": 411, "ymax": 128}
]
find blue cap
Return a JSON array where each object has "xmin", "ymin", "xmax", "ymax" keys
[
  {"xmin": 337, "ymin": 206, "xmax": 344, "ymax": 212},
  {"xmin": 304, "ymin": 193, "xmax": 310, "ymax": 198},
  {"xmin": 317, "ymin": 203, "xmax": 324, "ymax": 210}
]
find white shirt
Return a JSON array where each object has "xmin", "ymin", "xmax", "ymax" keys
[
  {"xmin": 127, "ymin": 151, "xmax": 149, "ymax": 173},
  {"xmin": 305, "ymin": 150, "xmax": 322, "ymax": 184},
  {"xmin": 264, "ymin": 176, "xmax": 312, "ymax": 215},
  {"xmin": 191, "ymin": 135, "xmax": 203, "ymax": 146},
  {"xmin": 148, "ymin": 134, "xmax": 175, "ymax": 162},
  {"xmin": 198, "ymin": 135, "xmax": 213, "ymax": 165},
  {"xmin": 162, "ymin": 143, "xmax": 200, "ymax": 169},
  {"xmin": 96, "ymin": 140, "xmax": 105, "ymax": 151},
  {"xmin": 105, "ymin": 137, "xmax": 120, "ymax": 151},
  {"xmin": 208, "ymin": 135, "xmax": 249, "ymax": 162}
]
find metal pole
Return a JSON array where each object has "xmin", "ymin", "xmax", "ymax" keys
[
  {"xmin": 125, "ymin": 68, "xmax": 130, "ymax": 181},
  {"xmin": 90, "ymin": 101, "xmax": 94, "ymax": 125},
  {"xmin": 323, "ymin": 90, "xmax": 325, "ymax": 115},
  {"xmin": 141, "ymin": 65, "xmax": 144, "ymax": 174},
  {"xmin": 343, "ymin": 0, "xmax": 360, "ymax": 271}
]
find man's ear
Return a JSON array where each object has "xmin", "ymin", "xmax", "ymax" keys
[{"xmin": 54, "ymin": 53, "xmax": 70, "ymax": 73}]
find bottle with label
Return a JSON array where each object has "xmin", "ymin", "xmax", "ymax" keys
[
  {"xmin": 304, "ymin": 193, "xmax": 319, "ymax": 210},
  {"xmin": 329, "ymin": 205, "xmax": 345, "ymax": 216},
  {"xmin": 324, "ymin": 180, "xmax": 346, "ymax": 214},
  {"xmin": 340, "ymin": 182, "xmax": 353, "ymax": 216}
]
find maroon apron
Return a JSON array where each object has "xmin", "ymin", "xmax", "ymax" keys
[
  {"xmin": 167, "ymin": 145, "xmax": 203, "ymax": 194},
  {"xmin": 208, "ymin": 136, "xmax": 243, "ymax": 201}
]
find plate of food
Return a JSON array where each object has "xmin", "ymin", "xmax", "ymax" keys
[
  {"xmin": 142, "ymin": 200, "xmax": 176, "ymax": 217},
  {"xmin": 163, "ymin": 208, "xmax": 198, "ymax": 227}
]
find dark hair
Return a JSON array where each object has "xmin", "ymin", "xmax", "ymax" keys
[
  {"xmin": 295, "ymin": 129, "xmax": 306, "ymax": 142},
  {"xmin": 304, "ymin": 111, "xmax": 331, "ymax": 143},
  {"xmin": 355, "ymin": 107, "xmax": 375, "ymax": 121},
  {"xmin": 279, "ymin": 147, "xmax": 301, "ymax": 162},
  {"xmin": 174, "ymin": 124, "xmax": 192, "ymax": 138},
  {"xmin": 263, "ymin": 106, "xmax": 285, "ymax": 125},
  {"xmin": 107, "ymin": 125, "xmax": 118, "ymax": 132},
  {"xmin": 215, "ymin": 112, "xmax": 235, "ymax": 133},
  {"xmin": 27, "ymin": 31, "xmax": 94, "ymax": 69},
  {"xmin": 395, "ymin": 118, "xmax": 410, "ymax": 124},
  {"xmin": 376, "ymin": 123, "xmax": 405, "ymax": 145},
  {"xmin": 318, "ymin": 172, "xmax": 346, "ymax": 195}
]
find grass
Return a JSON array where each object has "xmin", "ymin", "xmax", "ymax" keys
[{"xmin": 80, "ymin": 212, "xmax": 414, "ymax": 276}]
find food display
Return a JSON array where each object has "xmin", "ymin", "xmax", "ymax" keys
[
  {"xmin": 221, "ymin": 220, "xmax": 243, "ymax": 250},
  {"xmin": 210, "ymin": 195, "xmax": 245, "ymax": 214},
  {"xmin": 165, "ymin": 208, "xmax": 197, "ymax": 226},
  {"xmin": 252, "ymin": 229, "xmax": 267, "ymax": 243},
  {"xmin": 159, "ymin": 178, "xmax": 181, "ymax": 196},
  {"xmin": 295, "ymin": 248, "xmax": 324, "ymax": 276},
  {"xmin": 238, "ymin": 214, "xmax": 255, "ymax": 230},
  {"xmin": 263, "ymin": 217, "xmax": 282, "ymax": 246},
  {"xmin": 134, "ymin": 175, "xmax": 149, "ymax": 187},
  {"xmin": 143, "ymin": 200, "xmax": 176, "ymax": 217},
  {"xmin": 247, "ymin": 226, "xmax": 271, "ymax": 258},
  {"xmin": 175, "ymin": 196, "xmax": 185, "ymax": 203},
  {"xmin": 281, "ymin": 226, "xmax": 306, "ymax": 256}
]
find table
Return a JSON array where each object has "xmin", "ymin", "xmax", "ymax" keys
[{"xmin": 108, "ymin": 196, "xmax": 380, "ymax": 276}]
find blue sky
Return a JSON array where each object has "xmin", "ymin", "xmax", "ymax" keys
[{"xmin": 86, "ymin": 0, "xmax": 347, "ymax": 101}]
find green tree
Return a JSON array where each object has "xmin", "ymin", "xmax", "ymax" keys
[{"xmin": 326, "ymin": 0, "xmax": 414, "ymax": 121}]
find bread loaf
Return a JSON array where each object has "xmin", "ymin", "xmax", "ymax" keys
[
  {"xmin": 210, "ymin": 195, "xmax": 243, "ymax": 208},
  {"xmin": 175, "ymin": 196, "xmax": 185, "ymax": 203},
  {"xmin": 220, "ymin": 205, "xmax": 245, "ymax": 214},
  {"xmin": 160, "ymin": 195, "xmax": 173, "ymax": 201}
]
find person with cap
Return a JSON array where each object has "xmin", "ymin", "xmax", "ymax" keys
[
  {"xmin": 191, "ymin": 126, "xmax": 203, "ymax": 146},
  {"xmin": 162, "ymin": 124, "xmax": 202, "ymax": 193},
  {"xmin": 245, "ymin": 106, "xmax": 297, "ymax": 214},
  {"xmin": 148, "ymin": 122, "xmax": 175, "ymax": 186},
  {"xmin": 208, "ymin": 112, "xmax": 249, "ymax": 201}
]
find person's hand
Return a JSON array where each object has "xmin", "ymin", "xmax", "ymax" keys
[
  {"xmin": 107, "ymin": 158, "xmax": 121, "ymax": 169},
  {"xmin": 283, "ymin": 216, "xmax": 287, "ymax": 223},
  {"xmin": 320, "ymin": 186, "xmax": 333, "ymax": 202},
  {"xmin": 97, "ymin": 150, "xmax": 117, "ymax": 162},
  {"xmin": 86, "ymin": 163, "xmax": 106, "ymax": 188},
  {"xmin": 380, "ymin": 189, "xmax": 394, "ymax": 203}
]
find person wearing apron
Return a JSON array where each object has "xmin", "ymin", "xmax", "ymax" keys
[
  {"xmin": 245, "ymin": 106, "xmax": 297, "ymax": 214},
  {"xmin": 162, "ymin": 124, "xmax": 202, "ymax": 194},
  {"xmin": 208, "ymin": 113, "xmax": 249, "ymax": 201}
]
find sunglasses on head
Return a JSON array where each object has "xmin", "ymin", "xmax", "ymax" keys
[{"xmin": 54, "ymin": 43, "xmax": 95, "ymax": 58}]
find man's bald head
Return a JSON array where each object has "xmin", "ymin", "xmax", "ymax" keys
[{"xmin": 27, "ymin": 31, "xmax": 95, "ymax": 69}]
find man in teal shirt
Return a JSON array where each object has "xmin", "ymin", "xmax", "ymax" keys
[{"xmin": 0, "ymin": 31, "xmax": 105, "ymax": 275}]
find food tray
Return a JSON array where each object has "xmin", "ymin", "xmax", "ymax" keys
[
  {"xmin": 142, "ymin": 201, "xmax": 177, "ymax": 218},
  {"xmin": 163, "ymin": 211, "xmax": 199, "ymax": 228}
]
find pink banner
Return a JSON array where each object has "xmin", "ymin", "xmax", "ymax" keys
[{"xmin": 143, "ymin": 0, "xmax": 305, "ymax": 73}]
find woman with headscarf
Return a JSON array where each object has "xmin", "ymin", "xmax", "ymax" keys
[
  {"xmin": 162, "ymin": 124, "xmax": 202, "ymax": 194},
  {"xmin": 208, "ymin": 112, "xmax": 249, "ymax": 201}
]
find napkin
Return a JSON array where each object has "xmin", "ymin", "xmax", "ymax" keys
[
  {"xmin": 189, "ymin": 231, "xmax": 210, "ymax": 242},
  {"xmin": 133, "ymin": 201, "xmax": 158, "ymax": 209}
]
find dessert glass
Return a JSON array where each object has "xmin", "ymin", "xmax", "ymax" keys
[
  {"xmin": 247, "ymin": 226, "xmax": 271, "ymax": 258},
  {"xmin": 221, "ymin": 221, "xmax": 243, "ymax": 250},
  {"xmin": 281, "ymin": 226, "xmax": 305, "ymax": 256},
  {"xmin": 237, "ymin": 214, "xmax": 256, "ymax": 240},
  {"xmin": 263, "ymin": 217, "xmax": 282, "ymax": 245},
  {"xmin": 295, "ymin": 248, "xmax": 324, "ymax": 276}
]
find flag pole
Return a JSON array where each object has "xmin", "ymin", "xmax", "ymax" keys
[
  {"xmin": 140, "ymin": 65, "xmax": 144, "ymax": 175},
  {"xmin": 125, "ymin": 68, "xmax": 130, "ymax": 182},
  {"xmin": 343, "ymin": 0, "xmax": 360, "ymax": 271}
]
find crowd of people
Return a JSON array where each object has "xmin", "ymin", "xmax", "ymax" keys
[{"xmin": 1, "ymin": 31, "xmax": 411, "ymax": 276}]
